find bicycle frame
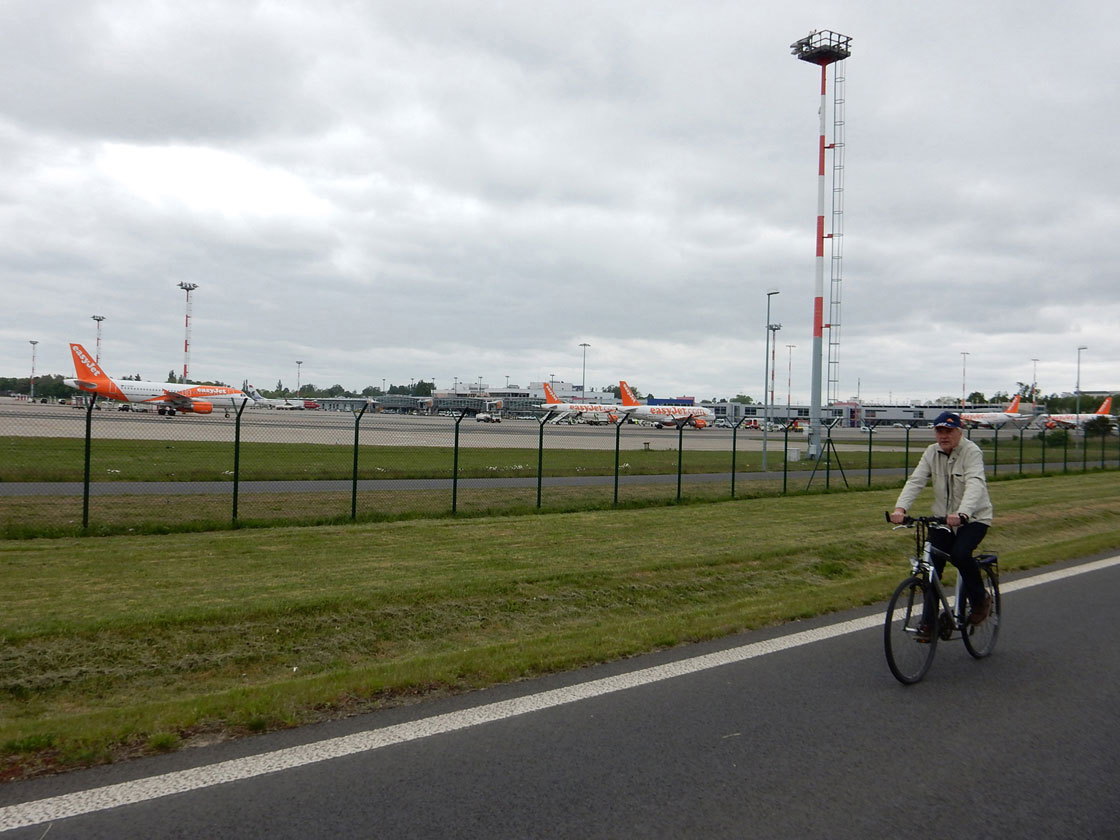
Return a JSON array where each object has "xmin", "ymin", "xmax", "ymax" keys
[{"xmin": 909, "ymin": 530, "xmax": 969, "ymax": 636}]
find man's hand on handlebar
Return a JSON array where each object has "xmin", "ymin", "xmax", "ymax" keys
[{"xmin": 889, "ymin": 508, "xmax": 906, "ymax": 525}]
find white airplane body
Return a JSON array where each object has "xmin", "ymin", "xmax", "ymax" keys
[
  {"xmin": 619, "ymin": 380, "xmax": 713, "ymax": 428},
  {"xmin": 1041, "ymin": 397, "xmax": 1115, "ymax": 429},
  {"xmin": 540, "ymin": 383, "xmax": 624, "ymax": 422},
  {"xmin": 64, "ymin": 343, "xmax": 250, "ymax": 415},
  {"xmin": 960, "ymin": 395, "xmax": 1025, "ymax": 428},
  {"xmin": 246, "ymin": 385, "xmax": 305, "ymax": 409}
]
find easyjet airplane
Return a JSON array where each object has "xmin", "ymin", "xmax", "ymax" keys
[
  {"xmin": 960, "ymin": 395, "xmax": 1026, "ymax": 428},
  {"xmin": 540, "ymin": 382, "xmax": 624, "ymax": 423},
  {"xmin": 64, "ymin": 343, "xmax": 251, "ymax": 415},
  {"xmin": 1040, "ymin": 396, "xmax": 1115, "ymax": 430},
  {"xmin": 619, "ymin": 380, "xmax": 713, "ymax": 428}
]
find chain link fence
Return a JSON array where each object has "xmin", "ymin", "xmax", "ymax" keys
[{"xmin": 1, "ymin": 399, "xmax": 1116, "ymax": 537}]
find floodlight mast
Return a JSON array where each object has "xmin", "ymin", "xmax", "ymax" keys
[
  {"xmin": 177, "ymin": 282, "xmax": 199, "ymax": 382},
  {"xmin": 791, "ymin": 29, "xmax": 851, "ymax": 459}
]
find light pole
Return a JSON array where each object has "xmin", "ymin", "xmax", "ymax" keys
[
  {"xmin": 786, "ymin": 344, "xmax": 796, "ymax": 420},
  {"xmin": 29, "ymin": 340, "xmax": 38, "ymax": 400},
  {"xmin": 1076, "ymin": 346, "xmax": 1087, "ymax": 417},
  {"xmin": 579, "ymin": 342, "xmax": 590, "ymax": 401},
  {"xmin": 296, "ymin": 361, "xmax": 303, "ymax": 400},
  {"xmin": 762, "ymin": 290, "xmax": 780, "ymax": 471},
  {"xmin": 177, "ymin": 282, "xmax": 198, "ymax": 382},
  {"xmin": 960, "ymin": 351, "xmax": 970, "ymax": 408},
  {"xmin": 91, "ymin": 315, "xmax": 106, "ymax": 364},
  {"xmin": 1031, "ymin": 358, "xmax": 1040, "ymax": 408}
]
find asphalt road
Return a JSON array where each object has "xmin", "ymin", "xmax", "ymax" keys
[{"xmin": 3, "ymin": 554, "xmax": 1117, "ymax": 838}]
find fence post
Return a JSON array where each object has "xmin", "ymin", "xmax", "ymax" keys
[
  {"xmin": 613, "ymin": 419, "xmax": 622, "ymax": 506},
  {"xmin": 1018, "ymin": 429, "xmax": 1024, "ymax": 475},
  {"xmin": 676, "ymin": 422, "xmax": 685, "ymax": 501},
  {"xmin": 351, "ymin": 403, "xmax": 368, "ymax": 520},
  {"xmin": 82, "ymin": 395, "xmax": 97, "ymax": 529},
  {"xmin": 233, "ymin": 399, "xmax": 246, "ymax": 523},
  {"xmin": 453, "ymin": 410, "xmax": 466, "ymax": 514},
  {"xmin": 536, "ymin": 413, "xmax": 550, "ymax": 510},
  {"xmin": 1041, "ymin": 432, "xmax": 1047, "ymax": 473},
  {"xmin": 782, "ymin": 424, "xmax": 789, "ymax": 494},
  {"xmin": 992, "ymin": 427, "xmax": 999, "ymax": 476},
  {"xmin": 904, "ymin": 427, "xmax": 911, "ymax": 478},
  {"xmin": 865, "ymin": 425, "xmax": 873, "ymax": 487},
  {"xmin": 1063, "ymin": 432, "xmax": 1069, "ymax": 473},
  {"xmin": 1082, "ymin": 429, "xmax": 1088, "ymax": 472}
]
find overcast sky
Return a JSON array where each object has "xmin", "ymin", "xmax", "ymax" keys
[{"xmin": 3, "ymin": 0, "xmax": 1117, "ymax": 404}]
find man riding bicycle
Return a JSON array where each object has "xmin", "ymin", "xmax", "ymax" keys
[{"xmin": 889, "ymin": 411, "xmax": 993, "ymax": 640}]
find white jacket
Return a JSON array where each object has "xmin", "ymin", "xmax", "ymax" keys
[{"xmin": 894, "ymin": 436, "xmax": 993, "ymax": 525}]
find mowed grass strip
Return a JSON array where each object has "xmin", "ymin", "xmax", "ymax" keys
[
  {"xmin": 2, "ymin": 434, "xmax": 921, "ymax": 483},
  {"xmin": 1, "ymin": 472, "xmax": 1118, "ymax": 778}
]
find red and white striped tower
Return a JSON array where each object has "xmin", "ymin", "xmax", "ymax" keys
[
  {"xmin": 791, "ymin": 30, "xmax": 851, "ymax": 458},
  {"xmin": 177, "ymin": 282, "xmax": 198, "ymax": 382}
]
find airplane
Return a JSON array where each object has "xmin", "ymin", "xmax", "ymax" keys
[
  {"xmin": 64, "ymin": 343, "xmax": 251, "ymax": 415},
  {"xmin": 618, "ymin": 380, "xmax": 713, "ymax": 428},
  {"xmin": 246, "ymin": 385, "xmax": 309, "ymax": 410},
  {"xmin": 1039, "ymin": 397, "xmax": 1116, "ymax": 430},
  {"xmin": 959, "ymin": 395, "xmax": 1026, "ymax": 428},
  {"xmin": 540, "ymin": 383, "xmax": 624, "ymax": 423}
]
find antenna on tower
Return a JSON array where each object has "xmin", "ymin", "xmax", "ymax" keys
[{"xmin": 177, "ymin": 282, "xmax": 199, "ymax": 382}]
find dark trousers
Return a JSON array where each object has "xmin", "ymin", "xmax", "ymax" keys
[{"xmin": 923, "ymin": 522, "xmax": 989, "ymax": 624}]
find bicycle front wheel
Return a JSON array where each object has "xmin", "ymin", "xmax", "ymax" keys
[
  {"xmin": 884, "ymin": 576, "xmax": 937, "ymax": 684},
  {"xmin": 962, "ymin": 565, "xmax": 1000, "ymax": 659}
]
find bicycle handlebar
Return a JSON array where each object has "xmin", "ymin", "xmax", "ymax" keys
[{"xmin": 883, "ymin": 512, "xmax": 947, "ymax": 526}]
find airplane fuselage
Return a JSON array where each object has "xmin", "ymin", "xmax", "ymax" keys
[{"xmin": 65, "ymin": 343, "xmax": 248, "ymax": 415}]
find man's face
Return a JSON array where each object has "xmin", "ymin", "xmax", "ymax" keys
[{"xmin": 934, "ymin": 426, "xmax": 962, "ymax": 453}]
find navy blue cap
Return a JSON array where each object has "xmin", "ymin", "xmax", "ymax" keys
[{"xmin": 932, "ymin": 411, "xmax": 963, "ymax": 429}]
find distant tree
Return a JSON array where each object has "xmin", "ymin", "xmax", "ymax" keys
[
  {"xmin": 327, "ymin": 384, "xmax": 346, "ymax": 397},
  {"xmin": 990, "ymin": 391, "xmax": 1011, "ymax": 404},
  {"xmin": 967, "ymin": 391, "xmax": 987, "ymax": 405},
  {"xmin": 167, "ymin": 370, "xmax": 177, "ymax": 383},
  {"xmin": 730, "ymin": 394, "xmax": 755, "ymax": 404},
  {"xmin": 361, "ymin": 386, "xmax": 380, "ymax": 397},
  {"xmin": 413, "ymin": 380, "xmax": 433, "ymax": 397}
]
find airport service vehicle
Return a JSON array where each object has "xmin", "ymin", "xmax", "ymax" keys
[
  {"xmin": 65, "ymin": 343, "xmax": 249, "ymax": 416},
  {"xmin": 883, "ymin": 515, "xmax": 1000, "ymax": 684},
  {"xmin": 475, "ymin": 413, "xmax": 501, "ymax": 422}
]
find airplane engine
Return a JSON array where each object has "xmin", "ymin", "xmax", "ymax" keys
[
  {"xmin": 692, "ymin": 418, "xmax": 707, "ymax": 429},
  {"xmin": 190, "ymin": 401, "xmax": 214, "ymax": 415}
]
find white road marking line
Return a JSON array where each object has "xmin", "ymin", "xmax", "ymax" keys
[{"xmin": 3, "ymin": 554, "xmax": 1118, "ymax": 832}]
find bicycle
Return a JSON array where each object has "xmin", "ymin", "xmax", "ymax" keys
[{"xmin": 883, "ymin": 513, "xmax": 1001, "ymax": 684}]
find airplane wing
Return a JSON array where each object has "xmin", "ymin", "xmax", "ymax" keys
[{"xmin": 160, "ymin": 390, "xmax": 198, "ymax": 408}]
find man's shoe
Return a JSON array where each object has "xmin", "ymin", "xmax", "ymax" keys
[
  {"xmin": 915, "ymin": 623, "xmax": 932, "ymax": 643},
  {"xmin": 969, "ymin": 593, "xmax": 992, "ymax": 626}
]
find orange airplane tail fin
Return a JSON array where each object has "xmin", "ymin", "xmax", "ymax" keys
[
  {"xmin": 1097, "ymin": 397, "xmax": 1112, "ymax": 414},
  {"xmin": 1006, "ymin": 395, "xmax": 1021, "ymax": 413},
  {"xmin": 542, "ymin": 382, "xmax": 560, "ymax": 404},
  {"xmin": 69, "ymin": 343, "xmax": 109, "ymax": 386},
  {"xmin": 619, "ymin": 380, "xmax": 640, "ymax": 407}
]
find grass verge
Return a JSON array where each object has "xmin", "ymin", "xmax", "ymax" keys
[{"xmin": 1, "ymin": 472, "xmax": 1119, "ymax": 780}]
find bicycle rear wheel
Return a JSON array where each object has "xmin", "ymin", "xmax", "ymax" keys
[
  {"xmin": 962, "ymin": 565, "xmax": 1000, "ymax": 659},
  {"xmin": 884, "ymin": 576, "xmax": 937, "ymax": 684}
]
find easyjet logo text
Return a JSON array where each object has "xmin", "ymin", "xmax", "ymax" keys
[{"xmin": 72, "ymin": 345, "xmax": 104, "ymax": 379}]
